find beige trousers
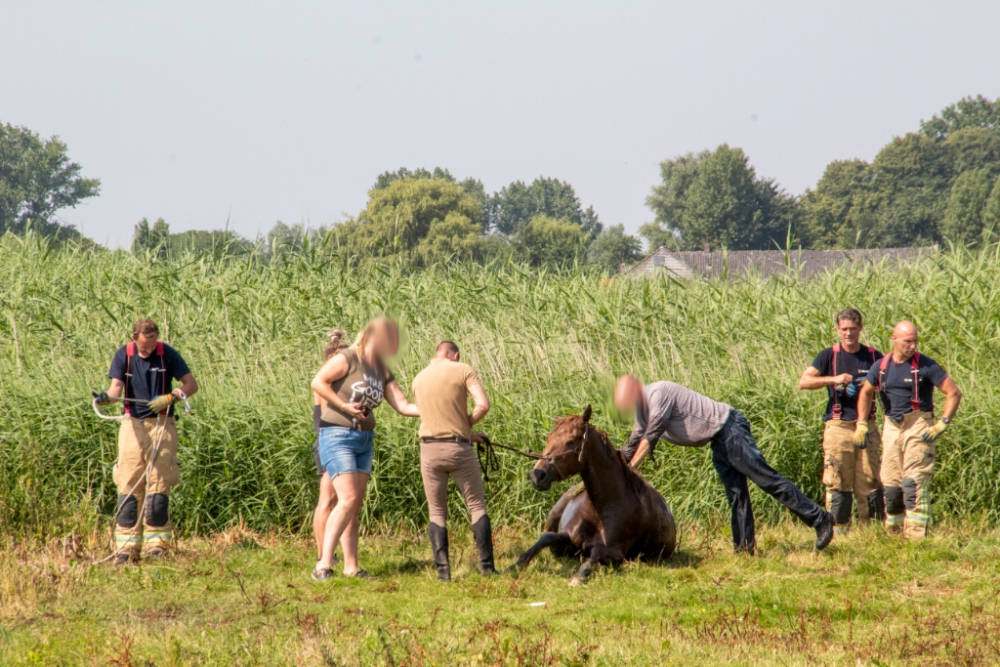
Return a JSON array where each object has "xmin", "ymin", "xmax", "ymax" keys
[
  {"xmin": 880, "ymin": 411, "xmax": 935, "ymax": 539},
  {"xmin": 420, "ymin": 441, "xmax": 487, "ymax": 528},
  {"xmin": 113, "ymin": 417, "xmax": 180, "ymax": 554},
  {"xmin": 822, "ymin": 419, "xmax": 882, "ymax": 532}
]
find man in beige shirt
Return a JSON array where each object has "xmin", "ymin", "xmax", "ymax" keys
[{"xmin": 412, "ymin": 341, "xmax": 493, "ymax": 581}]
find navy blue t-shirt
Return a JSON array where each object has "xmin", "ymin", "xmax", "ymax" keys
[
  {"xmin": 865, "ymin": 353, "xmax": 948, "ymax": 422},
  {"xmin": 108, "ymin": 343, "xmax": 191, "ymax": 419},
  {"xmin": 810, "ymin": 345, "xmax": 883, "ymax": 421}
]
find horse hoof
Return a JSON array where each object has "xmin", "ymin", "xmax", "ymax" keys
[
  {"xmin": 568, "ymin": 577, "xmax": 585, "ymax": 587},
  {"xmin": 504, "ymin": 565, "xmax": 521, "ymax": 577}
]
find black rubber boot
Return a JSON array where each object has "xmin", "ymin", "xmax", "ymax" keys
[
  {"xmin": 472, "ymin": 515, "xmax": 497, "ymax": 575},
  {"xmin": 428, "ymin": 523, "xmax": 450, "ymax": 581}
]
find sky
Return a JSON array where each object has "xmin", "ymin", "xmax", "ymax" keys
[{"xmin": 1, "ymin": 1, "xmax": 999, "ymax": 249}]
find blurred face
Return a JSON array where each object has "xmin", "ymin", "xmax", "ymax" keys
[
  {"xmin": 134, "ymin": 332, "xmax": 159, "ymax": 357},
  {"xmin": 892, "ymin": 328, "xmax": 919, "ymax": 360},
  {"xmin": 613, "ymin": 377, "xmax": 643, "ymax": 417},
  {"xmin": 836, "ymin": 319, "xmax": 862, "ymax": 347},
  {"xmin": 372, "ymin": 324, "xmax": 400, "ymax": 359}
]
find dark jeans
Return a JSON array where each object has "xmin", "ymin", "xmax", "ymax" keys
[{"xmin": 710, "ymin": 410, "xmax": 825, "ymax": 553}]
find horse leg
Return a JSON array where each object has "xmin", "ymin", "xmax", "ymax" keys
[
  {"xmin": 508, "ymin": 532, "xmax": 573, "ymax": 575},
  {"xmin": 568, "ymin": 545, "xmax": 623, "ymax": 587}
]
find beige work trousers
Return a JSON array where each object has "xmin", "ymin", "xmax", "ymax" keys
[
  {"xmin": 420, "ymin": 440, "xmax": 487, "ymax": 528},
  {"xmin": 113, "ymin": 417, "xmax": 180, "ymax": 555},
  {"xmin": 822, "ymin": 419, "xmax": 882, "ymax": 533},
  {"xmin": 880, "ymin": 411, "xmax": 935, "ymax": 539}
]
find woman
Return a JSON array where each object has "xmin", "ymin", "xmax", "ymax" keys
[
  {"xmin": 312, "ymin": 329, "xmax": 350, "ymax": 565},
  {"xmin": 310, "ymin": 317, "xmax": 418, "ymax": 579}
]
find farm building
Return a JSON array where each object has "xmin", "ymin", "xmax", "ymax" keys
[{"xmin": 624, "ymin": 246, "xmax": 939, "ymax": 280}]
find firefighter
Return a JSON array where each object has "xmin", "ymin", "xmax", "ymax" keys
[
  {"xmin": 854, "ymin": 321, "xmax": 962, "ymax": 539},
  {"xmin": 94, "ymin": 319, "xmax": 198, "ymax": 565},
  {"xmin": 799, "ymin": 308, "xmax": 885, "ymax": 536}
]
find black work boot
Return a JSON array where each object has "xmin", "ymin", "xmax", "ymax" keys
[
  {"xmin": 428, "ymin": 523, "xmax": 450, "ymax": 581},
  {"xmin": 472, "ymin": 515, "xmax": 498, "ymax": 575},
  {"xmin": 815, "ymin": 510, "xmax": 835, "ymax": 551}
]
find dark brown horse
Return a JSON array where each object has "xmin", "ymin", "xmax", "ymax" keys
[{"xmin": 511, "ymin": 406, "xmax": 677, "ymax": 585}]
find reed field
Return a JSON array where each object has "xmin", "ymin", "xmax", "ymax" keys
[{"xmin": 2, "ymin": 233, "xmax": 1000, "ymax": 540}]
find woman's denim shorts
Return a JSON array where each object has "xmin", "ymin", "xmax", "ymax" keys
[{"xmin": 318, "ymin": 426, "xmax": 375, "ymax": 479}]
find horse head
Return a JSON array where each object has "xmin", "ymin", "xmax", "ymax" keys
[{"xmin": 530, "ymin": 405, "xmax": 592, "ymax": 491}]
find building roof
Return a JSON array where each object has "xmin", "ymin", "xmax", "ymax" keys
[{"xmin": 625, "ymin": 246, "xmax": 938, "ymax": 280}]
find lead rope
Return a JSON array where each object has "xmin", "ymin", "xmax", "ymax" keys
[{"xmin": 91, "ymin": 393, "xmax": 190, "ymax": 566}]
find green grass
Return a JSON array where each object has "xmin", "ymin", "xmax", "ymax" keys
[{"xmin": 5, "ymin": 524, "xmax": 1000, "ymax": 666}]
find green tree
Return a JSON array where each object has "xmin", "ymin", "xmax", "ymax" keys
[
  {"xmin": 984, "ymin": 175, "xmax": 1000, "ymax": 245},
  {"xmin": 131, "ymin": 217, "xmax": 171, "ymax": 257},
  {"xmin": 945, "ymin": 127, "xmax": 1000, "ymax": 176},
  {"xmin": 641, "ymin": 150, "xmax": 709, "ymax": 249},
  {"xmin": 587, "ymin": 224, "xmax": 643, "ymax": 273},
  {"xmin": 920, "ymin": 95, "xmax": 1000, "ymax": 140},
  {"xmin": 678, "ymin": 145, "xmax": 789, "ymax": 250},
  {"xmin": 940, "ymin": 169, "xmax": 995, "ymax": 247},
  {"xmin": 414, "ymin": 211, "xmax": 483, "ymax": 265},
  {"xmin": 0, "ymin": 121, "xmax": 100, "ymax": 238},
  {"xmin": 356, "ymin": 177, "xmax": 484, "ymax": 261},
  {"xmin": 799, "ymin": 159, "xmax": 870, "ymax": 249},
  {"xmin": 486, "ymin": 177, "xmax": 601, "ymax": 239},
  {"xmin": 851, "ymin": 133, "xmax": 952, "ymax": 247},
  {"xmin": 373, "ymin": 167, "xmax": 486, "ymax": 209},
  {"xmin": 512, "ymin": 215, "xmax": 588, "ymax": 267}
]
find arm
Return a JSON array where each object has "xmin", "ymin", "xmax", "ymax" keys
[
  {"xmin": 176, "ymin": 373, "xmax": 198, "ymax": 399},
  {"xmin": 855, "ymin": 380, "xmax": 875, "ymax": 423},
  {"xmin": 384, "ymin": 380, "xmax": 419, "ymax": 418},
  {"xmin": 938, "ymin": 377, "xmax": 962, "ymax": 421},
  {"xmin": 799, "ymin": 366, "xmax": 853, "ymax": 391},
  {"xmin": 628, "ymin": 439, "xmax": 652, "ymax": 469},
  {"xmin": 311, "ymin": 354, "xmax": 365, "ymax": 419},
  {"xmin": 106, "ymin": 378, "xmax": 124, "ymax": 399},
  {"xmin": 468, "ymin": 383, "xmax": 490, "ymax": 426}
]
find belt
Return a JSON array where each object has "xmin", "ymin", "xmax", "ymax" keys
[{"xmin": 421, "ymin": 436, "xmax": 472, "ymax": 446}]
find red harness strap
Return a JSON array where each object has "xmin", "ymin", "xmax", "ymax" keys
[
  {"xmin": 123, "ymin": 341, "xmax": 167, "ymax": 415},
  {"xmin": 831, "ymin": 344, "xmax": 877, "ymax": 421},
  {"xmin": 877, "ymin": 352, "xmax": 921, "ymax": 415}
]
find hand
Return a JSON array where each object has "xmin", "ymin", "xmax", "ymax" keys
[
  {"xmin": 341, "ymin": 402, "xmax": 369, "ymax": 420},
  {"xmin": 834, "ymin": 373, "xmax": 853, "ymax": 387},
  {"xmin": 147, "ymin": 393, "xmax": 176, "ymax": 413},
  {"xmin": 853, "ymin": 421, "xmax": 869, "ymax": 449},
  {"xmin": 922, "ymin": 420, "xmax": 948, "ymax": 442},
  {"xmin": 471, "ymin": 432, "xmax": 489, "ymax": 444},
  {"xmin": 92, "ymin": 391, "xmax": 113, "ymax": 406}
]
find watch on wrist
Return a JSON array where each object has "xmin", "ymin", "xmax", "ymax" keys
[{"xmin": 940, "ymin": 417, "xmax": 950, "ymax": 425}]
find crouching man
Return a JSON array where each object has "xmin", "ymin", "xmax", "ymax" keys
[{"xmin": 95, "ymin": 319, "xmax": 198, "ymax": 565}]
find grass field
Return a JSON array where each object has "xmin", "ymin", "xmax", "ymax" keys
[{"xmin": 6, "ymin": 523, "xmax": 1000, "ymax": 667}]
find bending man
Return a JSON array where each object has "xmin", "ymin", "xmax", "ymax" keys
[
  {"xmin": 616, "ymin": 376, "xmax": 834, "ymax": 554},
  {"xmin": 412, "ymin": 341, "xmax": 495, "ymax": 581},
  {"xmin": 95, "ymin": 319, "xmax": 198, "ymax": 565},
  {"xmin": 799, "ymin": 308, "xmax": 885, "ymax": 535},
  {"xmin": 854, "ymin": 320, "xmax": 961, "ymax": 539}
]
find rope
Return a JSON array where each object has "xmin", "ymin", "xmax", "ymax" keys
[
  {"xmin": 90, "ymin": 393, "xmax": 191, "ymax": 565},
  {"xmin": 475, "ymin": 435, "xmax": 542, "ymax": 483}
]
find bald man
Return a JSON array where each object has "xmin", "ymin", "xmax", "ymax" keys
[
  {"xmin": 616, "ymin": 376, "xmax": 834, "ymax": 554},
  {"xmin": 854, "ymin": 321, "xmax": 962, "ymax": 539}
]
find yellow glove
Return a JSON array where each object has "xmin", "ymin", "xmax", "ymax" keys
[
  {"xmin": 147, "ymin": 393, "xmax": 176, "ymax": 414},
  {"xmin": 853, "ymin": 421, "xmax": 869, "ymax": 448},
  {"xmin": 922, "ymin": 420, "xmax": 948, "ymax": 442}
]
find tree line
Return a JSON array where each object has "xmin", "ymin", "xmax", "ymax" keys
[{"xmin": 5, "ymin": 94, "xmax": 1000, "ymax": 269}]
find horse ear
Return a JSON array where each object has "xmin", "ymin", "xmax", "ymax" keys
[
  {"xmin": 553, "ymin": 416, "xmax": 565, "ymax": 426},
  {"xmin": 582, "ymin": 405, "xmax": 592, "ymax": 423}
]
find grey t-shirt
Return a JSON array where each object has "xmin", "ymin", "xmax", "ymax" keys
[{"xmin": 624, "ymin": 381, "xmax": 732, "ymax": 457}]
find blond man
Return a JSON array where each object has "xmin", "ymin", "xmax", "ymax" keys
[{"xmin": 855, "ymin": 321, "xmax": 962, "ymax": 538}]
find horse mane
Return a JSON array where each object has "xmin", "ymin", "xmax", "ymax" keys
[{"xmin": 584, "ymin": 419, "xmax": 650, "ymax": 497}]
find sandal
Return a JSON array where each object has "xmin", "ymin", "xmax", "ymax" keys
[
  {"xmin": 311, "ymin": 567, "xmax": 334, "ymax": 581},
  {"xmin": 345, "ymin": 569, "xmax": 374, "ymax": 579}
]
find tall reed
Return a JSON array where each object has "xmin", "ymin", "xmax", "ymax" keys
[{"xmin": 2, "ymin": 233, "xmax": 998, "ymax": 538}]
